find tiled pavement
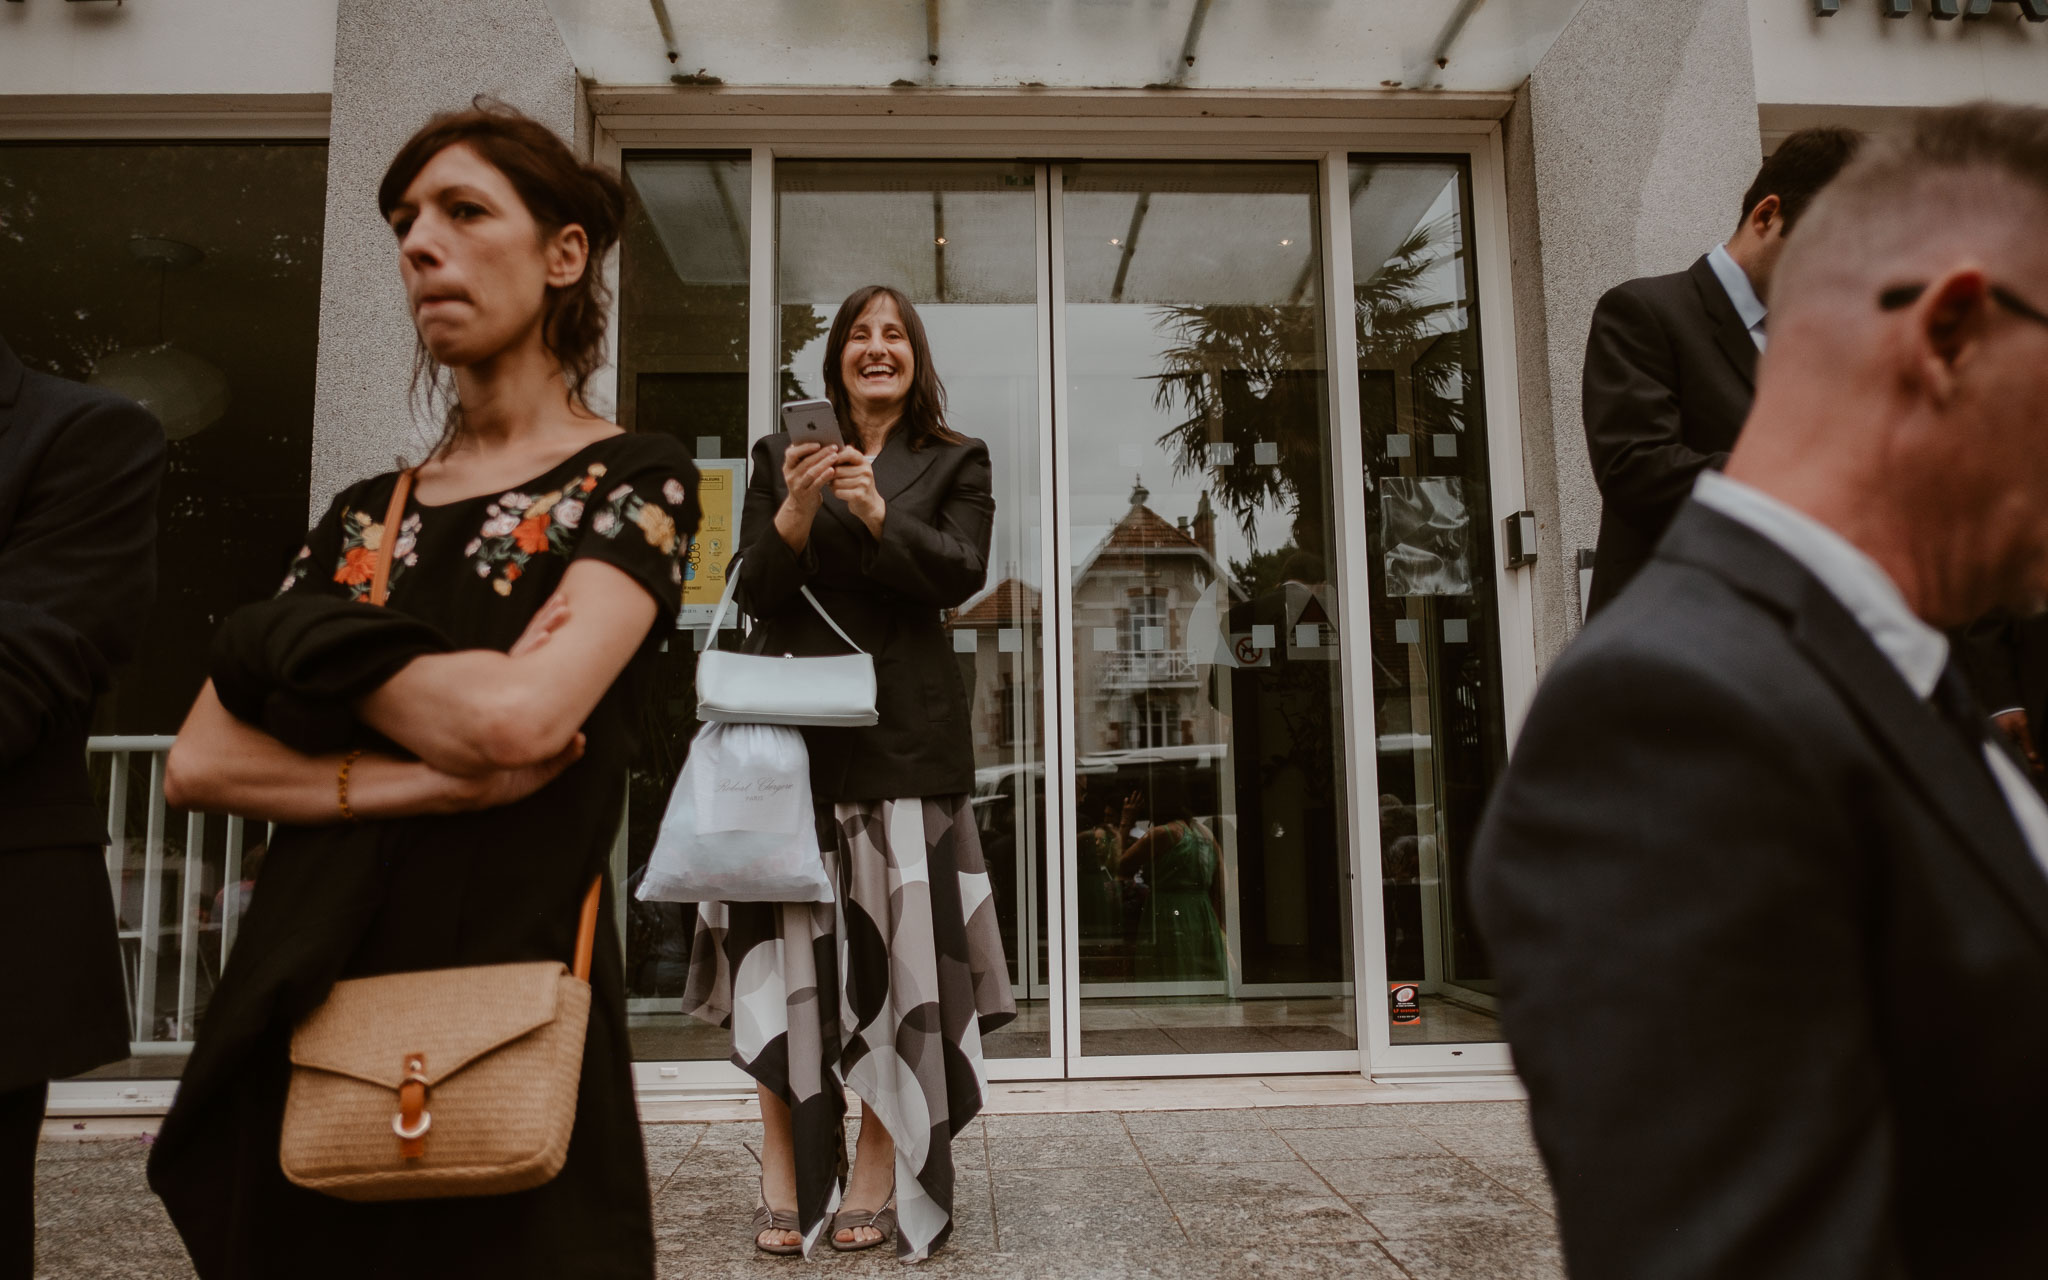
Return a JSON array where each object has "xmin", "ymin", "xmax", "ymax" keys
[{"xmin": 35, "ymin": 1101, "xmax": 1560, "ymax": 1278}]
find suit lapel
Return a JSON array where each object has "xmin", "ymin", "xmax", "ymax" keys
[
  {"xmin": 1688, "ymin": 256, "xmax": 1759, "ymax": 392},
  {"xmin": 872, "ymin": 426, "xmax": 937, "ymax": 501},
  {"xmin": 1664, "ymin": 506, "xmax": 2048, "ymax": 952}
]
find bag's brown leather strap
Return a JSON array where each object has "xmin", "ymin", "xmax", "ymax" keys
[
  {"xmin": 368, "ymin": 469, "xmax": 414, "ymax": 608},
  {"xmin": 368, "ymin": 468, "xmax": 604, "ymax": 985}
]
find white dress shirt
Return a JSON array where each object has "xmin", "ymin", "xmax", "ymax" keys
[
  {"xmin": 1694, "ymin": 471, "xmax": 2048, "ymax": 872},
  {"xmin": 1706, "ymin": 244, "xmax": 1768, "ymax": 351}
]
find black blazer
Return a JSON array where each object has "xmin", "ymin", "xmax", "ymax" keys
[
  {"xmin": 732, "ymin": 428, "xmax": 993, "ymax": 802},
  {"xmin": 0, "ymin": 335, "xmax": 164, "ymax": 1086},
  {"xmin": 1472, "ymin": 502, "xmax": 2048, "ymax": 1279},
  {"xmin": 1582, "ymin": 255, "xmax": 1757, "ymax": 615}
]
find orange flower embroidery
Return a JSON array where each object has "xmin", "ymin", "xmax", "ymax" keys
[
  {"xmin": 512, "ymin": 513, "xmax": 552, "ymax": 554},
  {"xmin": 335, "ymin": 545, "xmax": 376, "ymax": 586},
  {"xmin": 504, "ymin": 563, "xmax": 522, "ymax": 582}
]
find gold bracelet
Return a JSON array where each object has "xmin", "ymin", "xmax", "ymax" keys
[{"xmin": 337, "ymin": 749, "xmax": 366, "ymax": 823}]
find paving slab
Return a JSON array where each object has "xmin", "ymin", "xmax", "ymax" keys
[{"xmin": 33, "ymin": 1102, "xmax": 1560, "ymax": 1279}]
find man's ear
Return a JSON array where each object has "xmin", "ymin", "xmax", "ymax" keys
[
  {"xmin": 1914, "ymin": 266, "xmax": 1993, "ymax": 403},
  {"xmin": 544, "ymin": 223, "xmax": 590, "ymax": 289},
  {"xmin": 1747, "ymin": 194, "xmax": 1783, "ymax": 239}
]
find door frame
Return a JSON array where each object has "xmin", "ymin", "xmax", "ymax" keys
[{"xmin": 593, "ymin": 95, "xmax": 1536, "ymax": 1094}]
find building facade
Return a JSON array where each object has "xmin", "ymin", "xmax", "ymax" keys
[{"xmin": 3, "ymin": 0, "xmax": 2043, "ymax": 1111}]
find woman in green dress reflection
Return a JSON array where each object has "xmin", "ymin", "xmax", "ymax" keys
[
  {"xmin": 1118, "ymin": 771, "xmax": 1228, "ymax": 982},
  {"xmin": 1074, "ymin": 777, "xmax": 1125, "ymax": 944}
]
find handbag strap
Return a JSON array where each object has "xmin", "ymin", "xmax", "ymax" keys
[
  {"xmin": 367, "ymin": 469, "xmax": 606, "ymax": 985},
  {"xmin": 706, "ymin": 557, "xmax": 868, "ymax": 656},
  {"xmin": 571, "ymin": 875, "xmax": 600, "ymax": 982},
  {"xmin": 368, "ymin": 469, "xmax": 415, "ymax": 608}
]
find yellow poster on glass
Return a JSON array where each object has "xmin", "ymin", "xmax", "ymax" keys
[{"xmin": 679, "ymin": 457, "xmax": 744, "ymax": 627}]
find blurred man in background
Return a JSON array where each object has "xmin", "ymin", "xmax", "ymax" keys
[{"xmin": 0, "ymin": 335, "xmax": 163, "ymax": 1279}]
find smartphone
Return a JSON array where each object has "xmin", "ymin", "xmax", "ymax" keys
[{"xmin": 780, "ymin": 398, "xmax": 846, "ymax": 450}]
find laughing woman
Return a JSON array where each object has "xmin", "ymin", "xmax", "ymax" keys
[
  {"xmin": 683, "ymin": 285, "xmax": 1015, "ymax": 1261},
  {"xmin": 144, "ymin": 104, "xmax": 697, "ymax": 1279}
]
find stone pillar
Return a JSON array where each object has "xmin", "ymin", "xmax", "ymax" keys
[
  {"xmin": 308, "ymin": 0, "xmax": 578, "ymax": 515},
  {"xmin": 1504, "ymin": 0, "xmax": 1761, "ymax": 666}
]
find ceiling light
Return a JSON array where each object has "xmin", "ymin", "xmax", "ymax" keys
[
  {"xmin": 1110, "ymin": 238, "xmax": 1122, "ymax": 246},
  {"xmin": 934, "ymin": 236, "xmax": 947, "ymax": 245},
  {"xmin": 1280, "ymin": 239, "xmax": 1293, "ymax": 246}
]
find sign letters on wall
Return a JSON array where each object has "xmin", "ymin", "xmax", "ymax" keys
[{"xmin": 1814, "ymin": 0, "xmax": 2048, "ymax": 18}]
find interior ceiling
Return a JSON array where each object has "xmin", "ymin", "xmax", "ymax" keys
[{"xmin": 547, "ymin": 0, "xmax": 1587, "ymax": 94}]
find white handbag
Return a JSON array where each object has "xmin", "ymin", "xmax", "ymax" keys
[
  {"xmin": 636, "ymin": 722, "xmax": 835, "ymax": 904},
  {"xmin": 694, "ymin": 558, "xmax": 879, "ymax": 727}
]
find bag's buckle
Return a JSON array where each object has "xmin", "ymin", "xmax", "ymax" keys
[{"xmin": 394, "ymin": 1055, "xmax": 431, "ymax": 1157}]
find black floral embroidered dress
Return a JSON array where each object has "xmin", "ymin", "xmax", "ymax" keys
[{"xmin": 149, "ymin": 432, "xmax": 698, "ymax": 1280}]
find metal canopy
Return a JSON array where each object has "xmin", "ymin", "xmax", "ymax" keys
[{"xmin": 545, "ymin": 0, "xmax": 1588, "ymax": 94}]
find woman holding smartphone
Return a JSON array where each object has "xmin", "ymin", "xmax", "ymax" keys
[
  {"xmin": 145, "ymin": 103, "xmax": 696, "ymax": 1278},
  {"xmin": 684, "ymin": 285, "xmax": 1014, "ymax": 1261}
]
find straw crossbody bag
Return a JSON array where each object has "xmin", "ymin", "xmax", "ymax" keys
[
  {"xmin": 279, "ymin": 468, "xmax": 604, "ymax": 1202},
  {"xmin": 694, "ymin": 557, "xmax": 878, "ymax": 727}
]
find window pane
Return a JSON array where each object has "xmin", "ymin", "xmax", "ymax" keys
[
  {"xmin": 1349, "ymin": 158, "xmax": 1509, "ymax": 1046},
  {"xmin": 615, "ymin": 153, "xmax": 752, "ymax": 1063},
  {"xmin": 1062, "ymin": 161, "xmax": 1356, "ymax": 1056},
  {"xmin": 0, "ymin": 140, "xmax": 327, "ymax": 1078},
  {"xmin": 778, "ymin": 160, "xmax": 1050, "ymax": 1059}
]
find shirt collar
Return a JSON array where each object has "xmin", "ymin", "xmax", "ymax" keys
[
  {"xmin": 1692, "ymin": 471, "xmax": 1949, "ymax": 698},
  {"xmin": 1707, "ymin": 243, "xmax": 1768, "ymax": 336}
]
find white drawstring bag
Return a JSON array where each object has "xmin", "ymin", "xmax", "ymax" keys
[{"xmin": 636, "ymin": 723, "xmax": 835, "ymax": 904}]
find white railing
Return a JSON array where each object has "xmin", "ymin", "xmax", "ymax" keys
[
  {"xmin": 89, "ymin": 735, "xmax": 269, "ymax": 1054},
  {"xmin": 88, "ymin": 737, "xmax": 632, "ymax": 1059},
  {"xmin": 1099, "ymin": 649, "xmax": 1198, "ymax": 688}
]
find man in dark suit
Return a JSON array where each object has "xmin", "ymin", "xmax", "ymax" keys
[
  {"xmin": 1581, "ymin": 127, "xmax": 1862, "ymax": 616},
  {"xmin": 0, "ymin": 336, "xmax": 163, "ymax": 1277},
  {"xmin": 1473, "ymin": 104, "xmax": 2048, "ymax": 1278}
]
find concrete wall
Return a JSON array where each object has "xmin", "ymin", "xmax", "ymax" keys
[
  {"xmin": 308, "ymin": 0, "xmax": 580, "ymax": 514},
  {"xmin": 0, "ymin": 0, "xmax": 336, "ymax": 98},
  {"xmin": 1510, "ymin": 0, "xmax": 1762, "ymax": 664}
]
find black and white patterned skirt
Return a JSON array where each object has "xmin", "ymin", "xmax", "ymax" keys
[{"xmin": 682, "ymin": 794, "xmax": 1016, "ymax": 1261}]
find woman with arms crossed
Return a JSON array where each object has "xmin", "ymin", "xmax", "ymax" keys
[
  {"xmin": 145, "ymin": 104, "xmax": 697, "ymax": 1279},
  {"xmin": 684, "ymin": 285, "xmax": 1015, "ymax": 1261}
]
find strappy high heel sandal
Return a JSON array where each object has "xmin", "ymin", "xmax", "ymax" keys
[
  {"xmin": 752, "ymin": 1178, "xmax": 803, "ymax": 1257},
  {"xmin": 828, "ymin": 1203, "xmax": 897, "ymax": 1253}
]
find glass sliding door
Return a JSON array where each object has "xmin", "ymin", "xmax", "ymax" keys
[
  {"xmin": 1347, "ymin": 158, "xmax": 1511, "ymax": 1046},
  {"xmin": 1057, "ymin": 163, "xmax": 1357, "ymax": 1058},
  {"xmin": 611, "ymin": 145, "xmax": 1524, "ymax": 1081},
  {"xmin": 614, "ymin": 152, "xmax": 754, "ymax": 1064},
  {"xmin": 776, "ymin": 162, "xmax": 1053, "ymax": 1061}
]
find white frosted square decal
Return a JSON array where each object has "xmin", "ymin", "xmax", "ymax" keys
[
  {"xmin": 1386, "ymin": 435, "xmax": 1412, "ymax": 458},
  {"xmin": 1092, "ymin": 627, "xmax": 1117, "ymax": 651},
  {"xmin": 953, "ymin": 629, "xmax": 979, "ymax": 654},
  {"xmin": 1295, "ymin": 624, "xmax": 1322, "ymax": 650},
  {"xmin": 1395, "ymin": 618, "xmax": 1421, "ymax": 644},
  {"xmin": 1433, "ymin": 434, "xmax": 1457, "ymax": 457},
  {"xmin": 1254, "ymin": 441, "xmax": 1280, "ymax": 466},
  {"xmin": 1443, "ymin": 619, "xmax": 1470, "ymax": 643},
  {"xmin": 1251, "ymin": 624, "xmax": 1276, "ymax": 648},
  {"xmin": 998, "ymin": 628, "xmax": 1023, "ymax": 653},
  {"xmin": 1206, "ymin": 443, "xmax": 1236, "ymax": 467},
  {"xmin": 696, "ymin": 435, "xmax": 722, "ymax": 460},
  {"xmin": 1141, "ymin": 625, "xmax": 1167, "ymax": 651}
]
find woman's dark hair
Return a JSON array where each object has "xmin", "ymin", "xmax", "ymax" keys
[
  {"xmin": 377, "ymin": 99, "xmax": 625, "ymax": 456},
  {"xmin": 821, "ymin": 284, "xmax": 964, "ymax": 451}
]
